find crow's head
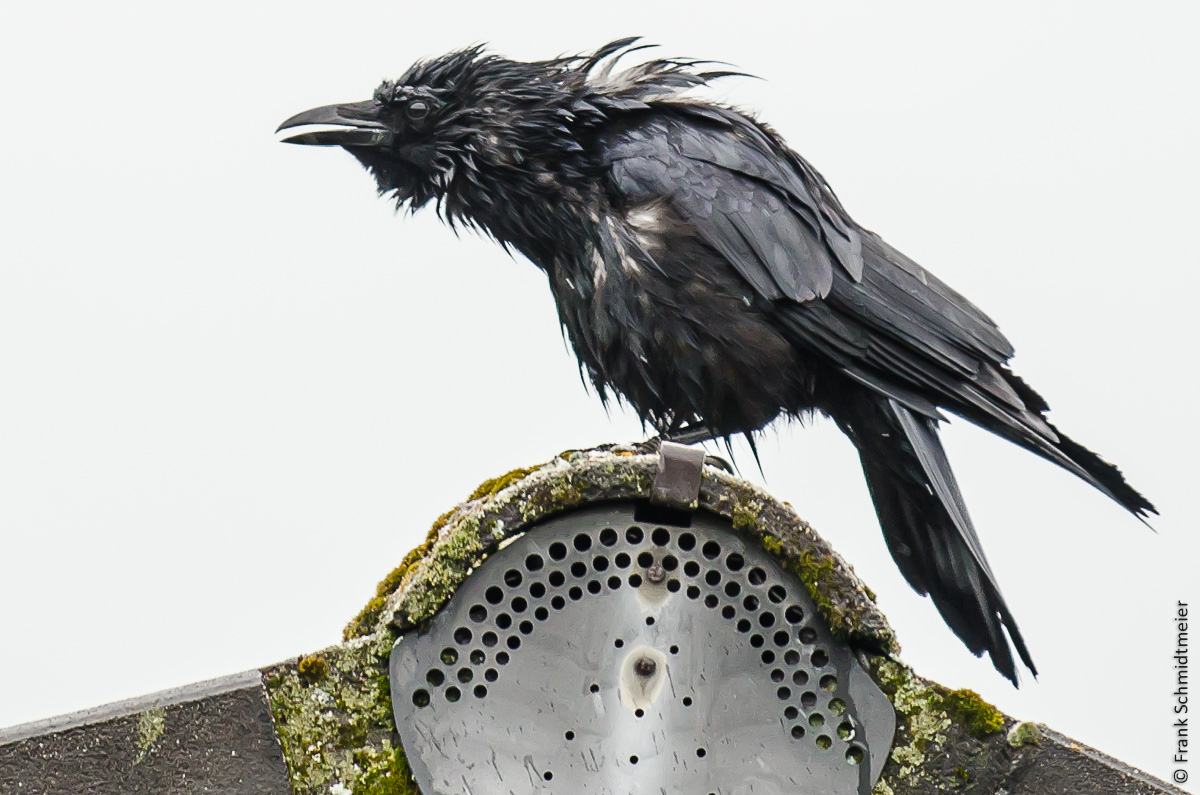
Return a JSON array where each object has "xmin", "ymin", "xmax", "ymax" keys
[
  {"xmin": 278, "ymin": 40, "xmax": 733, "ymax": 225},
  {"xmin": 278, "ymin": 46, "xmax": 589, "ymax": 217}
]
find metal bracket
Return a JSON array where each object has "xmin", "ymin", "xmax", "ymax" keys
[{"xmin": 650, "ymin": 441, "xmax": 707, "ymax": 510}]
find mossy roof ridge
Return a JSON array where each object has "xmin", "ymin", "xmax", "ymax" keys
[
  {"xmin": 265, "ymin": 442, "xmax": 892, "ymax": 794},
  {"xmin": 261, "ymin": 639, "xmax": 1186, "ymax": 795},
  {"xmin": 867, "ymin": 657, "xmax": 1019, "ymax": 794},
  {"xmin": 863, "ymin": 657, "xmax": 1186, "ymax": 794},
  {"xmin": 359, "ymin": 443, "xmax": 895, "ymax": 654},
  {"xmin": 264, "ymin": 632, "xmax": 420, "ymax": 795},
  {"xmin": 260, "ymin": 445, "xmax": 1186, "ymax": 795}
]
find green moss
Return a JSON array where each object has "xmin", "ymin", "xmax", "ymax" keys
[
  {"xmin": 954, "ymin": 766, "xmax": 970, "ymax": 783},
  {"xmin": 389, "ymin": 455, "xmax": 660, "ymax": 632},
  {"xmin": 467, "ymin": 466, "xmax": 537, "ymax": 501},
  {"xmin": 345, "ymin": 596, "xmax": 389, "ymax": 641},
  {"xmin": 759, "ymin": 533, "xmax": 784, "ymax": 557},
  {"xmin": 756, "ymin": 530, "xmax": 883, "ymax": 649},
  {"xmin": 345, "ymin": 466, "xmax": 549, "ymax": 641},
  {"xmin": 794, "ymin": 549, "xmax": 838, "ymax": 619},
  {"xmin": 297, "ymin": 654, "xmax": 328, "ymax": 683},
  {"xmin": 942, "ymin": 688, "xmax": 1004, "ymax": 740},
  {"xmin": 732, "ymin": 505, "xmax": 760, "ymax": 533},
  {"xmin": 344, "ymin": 509, "xmax": 457, "ymax": 641},
  {"xmin": 356, "ymin": 746, "xmax": 419, "ymax": 794}
]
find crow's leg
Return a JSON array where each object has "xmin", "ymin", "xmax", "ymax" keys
[{"xmin": 667, "ymin": 425, "xmax": 717, "ymax": 445}]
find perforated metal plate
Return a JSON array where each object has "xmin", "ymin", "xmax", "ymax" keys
[{"xmin": 390, "ymin": 503, "xmax": 895, "ymax": 794}]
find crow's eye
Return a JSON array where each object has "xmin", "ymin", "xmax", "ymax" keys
[{"xmin": 407, "ymin": 100, "xmax": 430, "ymax": 121}]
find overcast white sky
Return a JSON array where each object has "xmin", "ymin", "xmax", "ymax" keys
[{"xmin": 1, "ymin": 0, "xmax": 1197, "ymax": 789}]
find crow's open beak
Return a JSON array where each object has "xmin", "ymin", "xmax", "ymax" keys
[{"xmin": 276, "ymin": 100, "xmax": 391, "ymax": 146}]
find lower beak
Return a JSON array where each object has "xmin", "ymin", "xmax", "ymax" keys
[{"xmin": 276, "ymin": 100, "xmax": 391, "ymax": 147}]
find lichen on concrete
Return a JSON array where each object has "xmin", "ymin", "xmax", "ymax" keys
[
  {"xmin": 132, "ymin": 708, "xmax": 165, "ymax": 765},
  {"xmin": 1007, "ymin": 721, "xmax": 1043, "ymax": 748},
  {"xmin": 867, "ymin": 658, "xmax": 1027, "ymax": 793},
  {"xmin": 264, "ymin": 632, "xmax": 418, "ymax": 795},
  {"xmin": 860, "ymin": 673, "xmax": 1179, "ymax": 795}
]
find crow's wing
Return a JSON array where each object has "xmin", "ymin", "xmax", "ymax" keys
[
  {"xmin": 601, "ymin": 111, "xmax": 1151, "ymax": 517},
  {"xmin": 602, "ymin": 113, "xmax": 860, "ymax": 303},
  {"xmin": 600, "ymin": 112, "xmax": 1053, "ymax": 435}
]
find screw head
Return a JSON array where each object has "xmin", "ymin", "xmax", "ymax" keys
[
  {"xmin": 633, "ymin": 657, "xmax": 657, "ymax": 677},
  {"xmin": 646, "ymin": 564, "xmax": 666, "ymax": 584}
]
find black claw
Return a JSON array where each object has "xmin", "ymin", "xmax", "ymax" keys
[{"xmin": 704, "ymin": 455, "xmax": 735, "ymax": 474}]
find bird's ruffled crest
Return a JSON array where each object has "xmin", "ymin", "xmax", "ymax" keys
[{"xmin": 573, "ymin": 37, "xmax": 753, "ymax": 102}]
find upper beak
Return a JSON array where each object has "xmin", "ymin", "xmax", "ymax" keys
[{"xmin": 276, "ymin": 100, "xmax": 391, "ymax": 146}]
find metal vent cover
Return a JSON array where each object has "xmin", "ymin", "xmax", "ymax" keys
[{"xmin": 390, "ymin": 503, "xmax": 895, "ymax": 794}]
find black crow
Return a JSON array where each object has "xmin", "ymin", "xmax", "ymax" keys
[{"xmin": 278, "ymin": 39, "xmax": 1155, "ymax": 684}]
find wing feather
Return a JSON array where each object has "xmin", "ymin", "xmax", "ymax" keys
[
  {"xmin": 605, "ymin": 117, "xmax": 841, "ymax": 302},
  {"xmin": 600, "ymin": 111, "xmax": 1038, "ymax": 434}
]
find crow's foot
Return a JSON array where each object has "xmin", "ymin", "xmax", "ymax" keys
[{"xmin": 634, "ymin": 433, "xmax": 735, "ymax": 474}]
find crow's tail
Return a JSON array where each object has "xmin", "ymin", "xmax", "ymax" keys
[
  {"xmin": 834, "ymin": 391, "xmax": 1035, "ymax": 685},
  {"xmin": 995, "ymin": 369, "xmax": 1157, "ymax": 520}
]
